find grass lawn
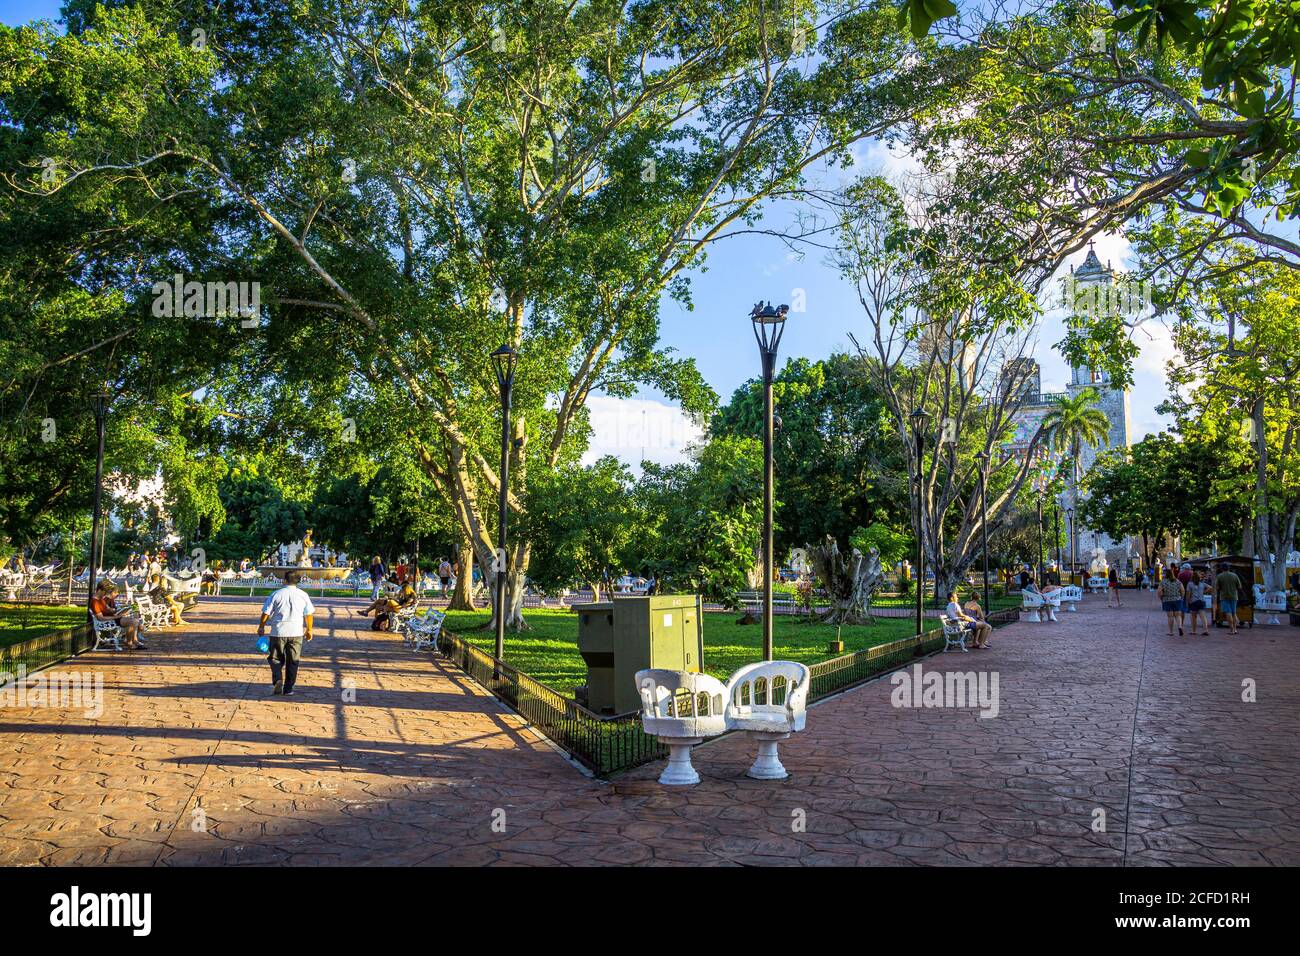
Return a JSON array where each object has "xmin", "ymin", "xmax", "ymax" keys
[
  {"xmin": 0, "ymin": 603, "xmax": 85, "ymax": 649},
  {"xmin": 442, "ymin": 607, "xmax": 924, "ymax": 696}
]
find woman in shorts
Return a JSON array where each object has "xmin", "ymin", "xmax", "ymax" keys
[
  {"xmin": 1158, "ymin": 572, "xmax": 1185, "ymax": 636},
  {"xmin": 1185, "ymin": 570, "xmax": 1210, "ymax": 636}
]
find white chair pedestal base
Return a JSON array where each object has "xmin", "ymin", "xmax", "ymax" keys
[
  {"xmin": 746, "ymin": 731, "xmax": 791, "ymax": 780},
  {"xmin": 657, "ymin": 737, "xmax": 703, "ymax": 786},
  {"xmin": 1021, "ymin": 609, "xmax": 1040, "ymax": 623},
  {"xmin": 1066, "ymin": 603, "xmax": 1077, "ymax": 612}
]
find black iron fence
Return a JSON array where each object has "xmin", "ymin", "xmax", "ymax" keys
[
  {"xmin": 0, "ymin": 622, "xmax": 93, "ymax": 685},
  {"xmin": 435, "ymin": 630, "xmax": 666, "ymax": 775},
  {"xmin": 436, "ymin": 606, "xmax": 1021, "ymax": 777}
]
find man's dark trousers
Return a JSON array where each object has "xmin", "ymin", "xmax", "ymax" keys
[{"xmin": 268, "ymin": 635, "xmax": 303, "ymax": 692}]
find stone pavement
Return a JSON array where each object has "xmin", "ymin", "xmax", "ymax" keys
[{"xmin": 0, "ymin": 591, "xmax": 1296, "ymax": 866}]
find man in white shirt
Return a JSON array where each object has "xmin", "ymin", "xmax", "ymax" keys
[{"xmin": 258, "ymin": 570, "xmax": 315, "ymax": 696}]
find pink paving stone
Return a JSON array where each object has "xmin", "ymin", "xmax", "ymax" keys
[{"xmin": 0, "ymin": 591, "xmax": 1296, "ymax": 865}]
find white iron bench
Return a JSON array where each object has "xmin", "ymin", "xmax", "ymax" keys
[
  {"xmin": 1086, "ymin": 575, "xmax": 1107, "ymax": 593},
  {"xmin": 940, "ymin": 614, "xmax": 973, "ymax": 652},
  {"xmin": 91, "ymin": 617, "xmax": 124, "ymax": 652},
  {"xmin": 404, "ymin": 608, "xmax": 446, "ymax": 652},
  {"xmin": 724, "ymin": 661, "xmax": 810, "ymax": 780}
]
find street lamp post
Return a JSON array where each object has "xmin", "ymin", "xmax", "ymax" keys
[
  {"xmin": 1036, "ymin": 494, "xmax": 1044, "ymax": 586},
  {"xmin": 974, "ymin": 450, "xmax": 991, "ymax": 612},
  {"xmin": 1054, "ymin": 504, "xmax": 1061, "ymax": 581},
  {"xmin": 87, "ymin": 390, "xmax": 111, "ymax": 622},
  {"xmin": 911, "ymin": 407, "xmax": 931, "ymax": 637},
  {"xmin": 751, "ymin": 301, "xmax": 789, "ymax": 662},
  {"xmin": 489, "ymin": 344, "xmax": 518, "ymax": 671},
  {"xmin": 1067, "ymin": 506, "xmax": 1075, "ymax": 583}
]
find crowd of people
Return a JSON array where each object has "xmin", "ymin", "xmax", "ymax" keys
[{"xmin": 1155, "ymin": 561, "xmax": 1244, "ymax": 637}]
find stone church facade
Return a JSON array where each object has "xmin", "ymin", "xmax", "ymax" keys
[{"xmin": 1003, "ymin": 247, "xmax": 1135, "ymax": 572}]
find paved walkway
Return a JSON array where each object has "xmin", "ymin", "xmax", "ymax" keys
[{"xmin": 0, "ymin": 592, "xmax": 1296, "ymax": 866}]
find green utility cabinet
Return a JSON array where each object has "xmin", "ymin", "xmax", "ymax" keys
[{"xmin": 574, "ymin": 594, "xmax": 704, "ymax": 715}]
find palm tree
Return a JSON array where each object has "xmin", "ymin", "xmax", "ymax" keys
[{"xmin": 1040, "ymin": 389, "xmax": 1111, "ymax": 570}]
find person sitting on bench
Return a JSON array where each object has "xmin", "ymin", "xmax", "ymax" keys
[
  {"xmin": 946, "ymin": 591, "xmax": 992, "ymax": 649},
  {"xmin": 91, "ymin": 580, "xmax": 145, "ymax": 650},
  {"xmin": 355, "ymin": 580, "xmax": 417, "ymax": 630}
]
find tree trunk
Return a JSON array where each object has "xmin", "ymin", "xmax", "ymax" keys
[
  {"xmin": 807, "ymin": 535, "xmax": 885, "ymax": 625},
  {"xmin": 448, "ymin": 541, "xmax": 476, "ymax": 610}
]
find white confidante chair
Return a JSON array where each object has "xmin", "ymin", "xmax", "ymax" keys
[
  {"xmin": 724, "ymin": 661, "xmax": 810, "ymax": 780},
  {"xmin": 636, "ymin": 669, "xmax": 729, "ymax": 785},
  {"xmin": 1020, "ymin": 590, "xmax": 1045, "ymax": 623},
  {"xmin": 1058, "ymin": 584, "xmax": 1083, "ymax": 612},
  {"xmin": 1255, "ymin": 587, "xmax": 1287, "ymax": 625}
]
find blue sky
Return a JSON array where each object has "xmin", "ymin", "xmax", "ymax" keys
[{"xmin": 4, "ymin": 1, "xmax": 1175, "ymax": 467}]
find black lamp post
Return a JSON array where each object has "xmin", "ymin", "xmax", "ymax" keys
[
  {"xmin": 87, "ymin": 390, "xmax": 111, "ymax": 622},
  {"xmin": 974, "ymin": 450, "xmax": 991, "ymax": 612},
  {"xmin": 489, "ymin": 343, "xmax": 518, "ymax": 670},
  {"xmin": 1066, "ymin": 506, "xmax": 1075, "ymax": 582},
  {"xmin": 1054, "ymin": 503, "xmax": 1061, "ymax": 582},
  {"xmin": 751, "ymin": 301, "xmax": 789, "ymax": 662},
  {"xmin": 1036, "ymin": 493, "xmax": 1044, "ymax": 586},
  {"xmin": 911, "ymin": 406, "xmax": 931, "ymax": 637}
]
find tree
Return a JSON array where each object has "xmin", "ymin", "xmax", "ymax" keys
[
  {"xmin": 837, "ymin": 175, "xmax": 1055, "ymax": 597},
  {"xmin": 4, "ymin": 1, "xmax": 956, "ymax": 634},
  {"xmin": 805, "ymin": 534, "xmax": 886, "ymax": 625},
  {"xmin": 712, "ymin": 353, "xmax": 906, "ymax": 558},
  {"xmin": 1164, "ymin": 261, "xmax": 1300, "ymax": 590},
  {"xmin": 1040, "ymin": 388, "xmax": 1111, "ymax": 524},
  {"xmin": 1080, "ymin": 432, "xmax": 1247, "ymax": 567},
  {"xmin": 636, "ymin": 435, "xmax": 763, "ymax": 607},
  {"xmin": 523, "ymin": 457, "xmax": 639, "ymax": 601}
]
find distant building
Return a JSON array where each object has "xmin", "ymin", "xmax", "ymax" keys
[
  {"xmin": 1004, "ymin": 246, "xmax": 1134, "ymax": 570},
  {"xmin": 917, "ymin": 311, "xmax": 977, "ymax": 390}
]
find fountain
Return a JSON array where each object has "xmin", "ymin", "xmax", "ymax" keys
[{"xmin": 257, "ymin": 530, "xmax": 353, "ymax": 583}]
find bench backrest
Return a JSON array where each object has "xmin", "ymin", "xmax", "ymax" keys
[
  {"xmin": 724, "ymin": 660, "xmax": 810, "ymax": 725},
  {"xmin": 636, "ymin": 669, "xmax": 728, "ymax": 738}
]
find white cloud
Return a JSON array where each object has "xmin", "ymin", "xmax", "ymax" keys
[{"xmin": 582, "ymin": 395, "xmax": 704, "ymax": 471}]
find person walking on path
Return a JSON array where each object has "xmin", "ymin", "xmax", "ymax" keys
[
  {"xmin": 1214, "ymin": 562, "xmax": 1243, "ymax": 635},
  {"xmin": 258, "ymin": 570, "xmax": 315, "ymax": 696},
  {"xmin": 438, "ymin": 557, "xmax": 453, "ymax": 596},
  {"xmin": 368, "ymin": 555, "xmax": 386, "ymax": 601},
  {"xmin": 1185, "ymin": 569, "xmax": 1210, "ymax": 636},
  {"xmin": 1106, "ymin": 566, "xmax": 1123, "ymax": 607},
  {"xmin": 1158, "ymin": 571, "xmax": 1186, "ymax": 637}
]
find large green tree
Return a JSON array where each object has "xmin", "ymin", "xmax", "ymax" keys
[
  {"xmin": 711, "ymin": 353, "xmax": 906, "ymax": 561},
  {"xmin": 3, "ymin": 0, "xmax": 958, "ymax": 631},
  {"xmin": 522, "ymin": 456, "xmax": 640, "ymax": 600}
]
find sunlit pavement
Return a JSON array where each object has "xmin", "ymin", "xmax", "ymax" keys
[{"xmin": 1, "ymin": 592, "xmax": 1296, "ymax": 866}]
